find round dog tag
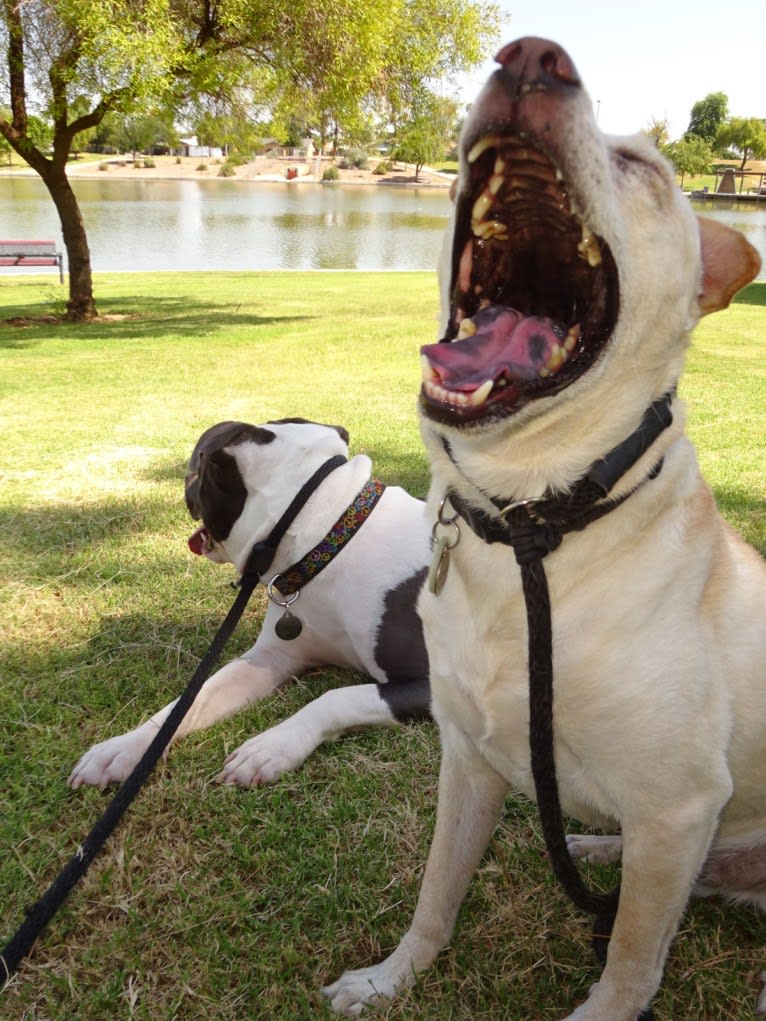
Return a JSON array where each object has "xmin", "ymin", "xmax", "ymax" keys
[{"xmin": 275, "ymin": 610, "xmax": 303, "ymax": 641}]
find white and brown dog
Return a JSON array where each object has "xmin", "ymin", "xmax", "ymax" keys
[
  {"xmin": 326, "ymin": 37, "xmax": 765, "ymax": 1020},
  {"xmin": 69, "ymin": 418, "xmax": 431, "ymax": 790}
]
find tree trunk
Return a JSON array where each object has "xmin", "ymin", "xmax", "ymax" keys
[{"xmin": 39, "ymin": 163, "xmax": 97, "ymax": 321}]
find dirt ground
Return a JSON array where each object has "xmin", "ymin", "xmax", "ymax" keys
[{"xmin": 58, "ymin": 153, "xmax": 454, "ymax": 188}]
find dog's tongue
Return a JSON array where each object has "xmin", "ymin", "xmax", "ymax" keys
[
  {"xmin": 422, "ymin": 304, "xmax": 567, "ymax": 390},
  {"xmin": 188, "ymin": 526, "xmax": 208, "ymax": 555}
]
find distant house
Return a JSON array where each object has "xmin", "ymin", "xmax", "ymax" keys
[{"xmin": 178, "ymin": 136, "xmax": 223, "ymax": 159}]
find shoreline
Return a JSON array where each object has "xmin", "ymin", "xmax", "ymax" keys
[{"xmin": 0, "ymin": 153, "xmax": 454, "ymax": 189}]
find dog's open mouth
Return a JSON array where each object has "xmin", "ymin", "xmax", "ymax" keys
[
  {"xmin": 421, "ymin": 136, "xmax": 619, "ymax": 424},
  {"xmin": 188, "ymin": 526, "xmax": 211, "ymax": 556}
]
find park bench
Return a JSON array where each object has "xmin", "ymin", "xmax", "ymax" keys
[{"xmin": 0, "ymin": 240, "xmax": 64, "ymax": 283}]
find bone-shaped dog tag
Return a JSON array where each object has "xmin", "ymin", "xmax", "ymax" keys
[
  {"xmin": 427, "ymin": 535, "xmax": 450, "ymax": 596},
  {"xmin": 275, "ymin": 609, "xmax": 303, "ymax": 641}
]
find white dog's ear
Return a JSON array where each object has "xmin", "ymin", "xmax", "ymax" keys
[{"xmin": 697, "ymin": 216, "xmax": 761, "ymax": 315}]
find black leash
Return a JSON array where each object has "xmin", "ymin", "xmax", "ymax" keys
[
  {"xmin": 1, "ymin": 454, "xmax": 347, "ymax": 987},
  {"xmin": 444, "ymin": 393, "xmax": 675, "ymax": 1021}
]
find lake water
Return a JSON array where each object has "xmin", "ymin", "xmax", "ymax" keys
[
  {"xmin": 0, "ymin": 175, "xmax": 451, "ymax": 273},
  {"xmin": 1, "ymin": 175, "xmax": 765, "ymax": 278}
]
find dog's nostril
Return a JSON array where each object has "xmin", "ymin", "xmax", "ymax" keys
[
  {"xmin": 494, "ymin": 37, "xmax": 580, "ymax": 87},
  {"xmin": 495, "ymin": 40, "xmax": 523, "ymax": 67}
]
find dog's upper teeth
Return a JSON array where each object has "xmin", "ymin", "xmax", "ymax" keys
[
  {"xmin": 470, "ymin": 379, "xmax": 494, "ymax": 406},
  {"xmin": 467, "ymin": 134, "xmax": 503, "ymax": 164},
  {"xmin": 421, "ymin": 354, "xmax": 439, "ymax": 382},
  {"xmin": 578, "ymin": 229, "xmax": 602, "ymax": 267},
  {"xmin": 473, "ymin": 218, "xmax": 508, "ymax": 240},
  {"xmin": 472, "ymin": 191, "xmax": 494, "ymax": 225}
]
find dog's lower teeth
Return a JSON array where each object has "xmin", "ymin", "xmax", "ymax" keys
[{"xmin": 457, "ymin": 318, "xmax": 477, "ymax": 339}]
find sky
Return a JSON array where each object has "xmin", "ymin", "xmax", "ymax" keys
[{"xmin": 457, "ymin": 0, "xmax": 765, "ymax": 141}]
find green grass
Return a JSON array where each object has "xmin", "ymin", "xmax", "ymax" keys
[{"xmin": 1, "ymin": 272, "xmax": 764, "ymax": 1021}]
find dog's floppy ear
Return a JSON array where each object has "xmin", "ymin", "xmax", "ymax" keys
[{"xmin": 697, "ymin": 216, "xmax": 761, "ymax": 315}]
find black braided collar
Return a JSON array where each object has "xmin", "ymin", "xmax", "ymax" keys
[{"xmin": 444, "ymin": 391, "xmax": 674, "ymax": 564}]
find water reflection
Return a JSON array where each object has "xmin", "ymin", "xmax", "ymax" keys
[{"xmin": 0, "ymin": 174, "xmax": 764, "ymax": 278}]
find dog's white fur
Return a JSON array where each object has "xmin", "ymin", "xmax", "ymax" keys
[
  {"xmin": 69, "ymin": 421, "xmax": 430, "ymax": 790},
  {"xmin": 326, "ymin": 41, "xmax": 765, "ymax": 1021}
]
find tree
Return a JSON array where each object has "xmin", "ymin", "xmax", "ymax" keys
[
  {"xmin": 1, "ymin": 0, "xmax": 500, "ymax": 321},
  {"xmin": 685, "ymin": 92, "xmax": 728, "ymax": 149},
  {"xmin": 662, "ymin": 136, "xmax": 713, "ymax": 188},
  {"xmin": 643, "ymin": 118, "xmax": 669, "ymax": 149},
  {"xmin": 0, "ymin": 0, "xmax": 183, "ymax": 319},
  {"xmin": 716, "ymin": 116, "xmax": 766, "ymax": 170},
  {"xmin": 393, "ymin": 91, "xmax": 458, "ymax": 179}
]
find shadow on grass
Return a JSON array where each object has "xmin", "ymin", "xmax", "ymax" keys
[
  {"xmin": 0, "ymin": 293, "xmax": 317, "ymax": 346},
  {"xmin": 3, "ymin": 495, "xmax": 175, "ymax": 560}
]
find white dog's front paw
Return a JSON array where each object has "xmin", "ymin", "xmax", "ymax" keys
[
  {"xmin": 566, "ymin": 833, "xmax": 623, "ymax": 866},
  {"xmin": 323, "ymin": 960, "xmax": 412, "ymax": 1016},
  {"xmin": 216, "ymin": 719, "xmax": 319, "ymax": 786},
  {"xmin": 68, "ymin": 727, "xmax": 154, "ymax": 789}
]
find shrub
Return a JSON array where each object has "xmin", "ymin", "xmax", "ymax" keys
[
  {"xmin": 195, "ymin": 162, "xmax": 208, "ymax": 172},
  {"xmin": 218, "ymin": 162, "xmax": 236, "ymax": 177},
  {"xmin": 142, "ymin": 157, "xmax": 156, "ymax": 169},
  {"xmin": 322, "ymin": 165, "xmax": 340, "ymax": 181},
  {"xmin": 339, "ymin": 147, "xmax": 369, "ymax": 170},
  {"xmin": 373, "ymin": 160, "xmax": 391, "ymax": 175},
  {"xmin": 98, "ymin": 162, "xmax": 109, "ymax": 172}
]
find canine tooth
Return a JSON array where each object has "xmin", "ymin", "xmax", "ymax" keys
[
  {"xmin": 548, "ymin": 344, "xmax": 563, "ymax": 371},
  {"xmin": 467, "ymin": 135, "xmax": 503, "ymax": 164},
  {"xmin": 471, "ymin": 191, "xmax": 494, "ymax": 227},
  {"xmin": 488, "ymin": 173, "xmax": 504, "ymax": 195},
  {"xmin": 421, "ymin": 354, "xmax": 438, "ymax": 382},
  {"xmin": 539, "ymin": 367, "xmax": 550, "ymax": 378},
  {"xmin": 470, "ymin": 379, "xmax": 494, "ymax": 406},
  {"xmin": 564, "ymin": 328, "xmax": 578, "ymax": 353},
  {"xmin": 494, "ymin": 155, "xmax": 505, "ymax": 176},
  {"xmin": 456, "ymin": 317, "xmax": 477, "ymax": 339}
]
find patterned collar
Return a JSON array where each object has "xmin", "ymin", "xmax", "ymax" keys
[{"xmin": 271, "ymin": 479, "xmax": 386, "ymax": 596}]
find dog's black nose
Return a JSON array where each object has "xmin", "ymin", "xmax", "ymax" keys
[{"xmin": 494, "ymin": 37, "xmax": 580, "ymax": 89}]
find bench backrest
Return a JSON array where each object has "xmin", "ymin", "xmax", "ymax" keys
[{"xmin": 0, "ymin": 240, "xmax": 60, "ymax": 258}]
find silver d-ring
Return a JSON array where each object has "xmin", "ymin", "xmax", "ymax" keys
[
  {"xmin": 266, "ymin": 576, "xmax": 300, "ymax": 608},
  {"xmin": 437, "ymin": 493, "xmax": 458, "ymax": 526},
  {"xmin": 498, "ymin": 497, "xmax": 545, "ymax": 519},
  {"xmin": 432, "ymin": 494, "xmax": 460, "ymax": 549}
]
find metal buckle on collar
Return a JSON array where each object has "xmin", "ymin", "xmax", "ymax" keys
[{"xmin": 497, "ymin": 497, "xmax": 546, "ymax": 523}]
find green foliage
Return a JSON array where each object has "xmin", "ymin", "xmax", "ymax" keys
[
  {"xmin": 322, "ymin": 164, "xmax": 340, "ymax": 181},
  {"xmin": 373, "ymin": 160, "xmax": 391, "ymax": 174},
  {"xmin": 662, "ymin": 136, "xmax": 714, "ymax": 187},
  {"xmin": 716, "ymin": 117, "xmax": 766, "ymax": 170},
  {"xmin": 685, "ymin": 92, "xmax": 729, "ymax": 148},
  {"xmin": 393, "ymin": 90, "xmax": 457, "ymax": 178},
  {"xmin": 339, "ymin": 147, "xmax": 369, "ymax": 170}
]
